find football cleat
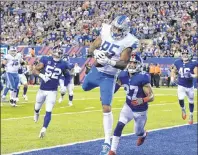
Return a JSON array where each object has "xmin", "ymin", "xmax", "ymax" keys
[
  {"xmin": 59, "ymin": 97, "xmax": 63, "ymax": 103},
  {"xmin": 39, "ymin": 127, "xmax": 46, "ymax": 138},
  {"xmin": 182, "ymin": 108, "xmax": 186, "ymax": 120},
  {"xmin": 136, "ymin": 132, "xmax": 148, "ymax": 146},
  {"xmin": 108, "ymin": 150, "xmax": 116, "ymax": 155},
  {"xmin": 188, "ymin": 114, "xmax": 193, "ymax": 125},
  {"xmin": 100, "ymin": 143, "xmax": 111, "ymax": 155},
  {"xmin": 34, "ymin": 112, "xmax": 39, "ymax": 123},
  {"xmin": 68, "ymin": 101, "xmax": 73, "ymax": 106},
  {"xmin": 23, "ymin": 95, "xmax": 28, "ymax": 101}
]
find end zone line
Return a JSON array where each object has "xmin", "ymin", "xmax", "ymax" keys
[{"xmin": 4, "ymin": 123, "xmax": 197, "ymax": 155}]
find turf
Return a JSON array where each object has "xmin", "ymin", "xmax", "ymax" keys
[{"xmin": 1, "ymin": 86, "xmax": 197, "ymax": 154}]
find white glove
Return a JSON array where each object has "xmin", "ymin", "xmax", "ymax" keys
[
  {"xmin": 183, "ymin": 71, "xmax": 191, "ymax": 78},
  {"xmin": 93, "ymin": 50, "xmax": 106, "ymax": 59},
  {"xmin": 97, "ymin": 56, "xmax": 116, "ymax": 66},
  {"xmin": 39, "ymin": 73, "xmax": 51, "ymax": 83}
]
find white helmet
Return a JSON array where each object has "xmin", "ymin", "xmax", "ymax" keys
[
  {"xmin": 9, "ymin": 47, "xmax": 17, "ymax": 56},
  {"xmin": 111, "ymin": 15, "xmax": 130, "ymax": 40}
]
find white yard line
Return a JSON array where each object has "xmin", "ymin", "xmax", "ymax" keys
[
  {"xmin": 3, "ymin": 123, "xmax": 197, "ymax": 155},
  {"xmin": 1, "ymin": 103, "xmax": 177, "ymax": 121}
]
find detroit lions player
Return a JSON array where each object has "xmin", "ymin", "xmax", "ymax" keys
[
  {"xmin": 16, "ymin": 62, "xmax": 29, "ymax": 101},
  {"xmin": 171, "ymin": 49, "xmax": 198, "ymax": 124},
  {"xmin": 108, "ymin": 54, "xmax": 154, "ymax": 155},
  {"xmin": 33, "ymin": 48, "xmax": 73, "ymax": 138},
  {"xmin": 59, "ymin": 54, "xmax": 74, "ymax": 106},
  {"xmin": 82, "ymin": 15, "xmax": 139, "ymax": 154},
  {"xmin": 2, "ymin": 47, "xmax": 24, "ymax": 106}
]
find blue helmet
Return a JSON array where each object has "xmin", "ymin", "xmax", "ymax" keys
[
  {"xmin": 111, "ymin": 15, "xmax": 130, "ymax": 40},
  {"xmin": 127, "ymin": 54, "xmax": 143, "ymax": 73}
]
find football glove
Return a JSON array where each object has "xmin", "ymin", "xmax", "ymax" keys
[{"xmin": 39, "ymin": 73, "xmax": 51, "ymax": 83}]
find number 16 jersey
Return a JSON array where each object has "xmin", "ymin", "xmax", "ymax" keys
[
  {"xmin": 40, "ymin": 56, "xmax": 72, "ymax": 91},
  {"xmin": 174, "ymin": 59, "xmax": 197, "ymax": 88}
]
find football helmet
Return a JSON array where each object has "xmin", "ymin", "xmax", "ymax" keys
[
  {"xmin": 52, "ymin": 48, "xmax": 64, "ymax": 61},
  {"xmin": 9, "ymin": 46, "xmax": 17, "ymax": 57},
  {"xmin": 127, "ymin": 54, "xmax": 143, "ymax": 73},
  {"xmin": 111, "ymin": 15, "xmax": 130, "ymax": 40},
  {"xmin": 181, "ymin": 49, "xmax": 192, "ymax": 62}
]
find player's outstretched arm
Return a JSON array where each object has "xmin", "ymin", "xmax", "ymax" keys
[
  {"xmin": 131, "ymin": 83, "xmax": 154, "ymax": 106},
  {"xmin": 142, "ymin": 83, "xmax": 154, "ymax": 102},
  {"xmin": 87, "ymin": 37, "xmax": 102, "ymax": 57},
  {"xmin": 114, "ymin": 79, "xmax": 122, "ymax": 94}
]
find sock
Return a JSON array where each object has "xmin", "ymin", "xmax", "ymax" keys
[
  {"xmin": 111, "ymin": 136, "xmax": 120, "ymax": 153},
  {"xmin": 3, "ymin": 87, "xmax": 9, "ymax": 96},
  {"xmin": 23, "ymin": 86, "xmax": 28, "ymax": 95},
  {"xmin": 179, "ymin": 100, "xmax": 185, "ymax": 109},
  {"xmin": 103, "ymin": 111, "xmax": 113, "ymax": 145},
  {"xmin": 43, "ymin": 112, "xmax": 52, "ymax": 128},
  {"xmin": 189, "ymin": 103, "xmax": 194, "ymax": 113},
  {"xmin": 16, "ymin": 88, "xmax": 20, "ymax": 98},
  {"xmin": 69, "ymin": 95, "xmax": 73, "ymax": 101},
  {"xmin": 114, "ymin": 121, "xmax": 125, "ymax": 137},
  {"xmin": 11, "ymin": 91, "xmax": 17, "ymax": 100}
]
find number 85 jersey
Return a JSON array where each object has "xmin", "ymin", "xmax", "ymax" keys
[
  {"xmin": 40, "ymin": 56, "xmax": 73, "ymax": 91},
  {"xmin": 174, "ymin": 59, "xmax": 197, "ymax": 88}
]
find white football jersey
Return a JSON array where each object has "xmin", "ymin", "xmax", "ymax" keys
[
  {"xmin": 5, "ymin": 53, "xmax": 23, "ymax": 73},
  {"xmin": 97, "ymin": 23, "xmax": 139, "ymax": 75}
]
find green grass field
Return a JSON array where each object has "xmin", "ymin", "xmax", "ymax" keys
[{"xmin": 1, "ymin": 86, "xmax": 197, "ymax": 154}]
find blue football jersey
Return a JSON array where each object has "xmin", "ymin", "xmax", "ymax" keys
[
  {"xmin": 174, "ymin": 59, "xmax": 197, "ymax": 88},
  {"xmin": 40, "ymin": 56, "xmax": 72, "ymax": 91},
  {"xmin": 18, "ymin": 66, "xmax": 27, "ymax": 74},
  {"xmin": 118, "ymin": 71, "xmax": 150, "ymax": 112}
]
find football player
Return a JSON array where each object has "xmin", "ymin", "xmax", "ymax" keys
[
  {"xmin": 33, "ymin": 48, "xmax": 73, "ymax": 138},
  {"xmin": 171, "ymin": 49, "xmax": 198, "ymax": 124},
  {"xmin": 108, "ymin": 54, "xmax": 154, "ymax": 155},
  {"xmin": 82, "ymin": 15, "xmax": 139, "ymax": 154},
  {"xmin": 2, "ymin": 47, "xmax": 24, "ymax": 106},
  {"xmin": 16, "ymin": 62, "xmax": 29, "ymax": 101},
  {"xmin": 59, "ymin": 54, "xmax": 74, "ymax": 106}
]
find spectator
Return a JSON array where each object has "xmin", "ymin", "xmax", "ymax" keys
[
  {"xmin": 154, "ymin": 63, "xmax": 161, "ymax": 88},
  {"xmin": 74, "ymin": 63, "xmax": 81, "ymax": 85}
]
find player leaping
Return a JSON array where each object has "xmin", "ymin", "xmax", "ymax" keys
[
  {"xmin": 32, "ymin": 48, "xmax": 73, "ymax": 138},
  {"xmin": 171, "ymin": 49, "xmax": 197, "ymax": 124},
  {"xmin": 82, "ymin": 15, "xmax": 139, "ymax": 155}
]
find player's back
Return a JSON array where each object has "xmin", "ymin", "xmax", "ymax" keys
[
  {"xmin": 40, "ymin": 56, "xmax": 67, "ymax": 91},
  {"xmin": 126, "ymin": 72, "xmax": 150, "ymax": 112},
  {"xmin": 174, "ymin": 59, "xmax": 197, "ymax": 88},
  {"xmin": 96, "ymin": 23, "xmax": 139, "ymax": 75},
  {"xmin": 5, "ymin": 53, "xmax": 22, "ymax": 73}
]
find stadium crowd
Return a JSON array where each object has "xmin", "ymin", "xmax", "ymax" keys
[{"xmin": 1, "ymin": 1, "xmax": 197, "ymax": 58}]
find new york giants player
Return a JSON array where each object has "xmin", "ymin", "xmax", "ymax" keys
[
  {"xmin": 2, "ymin": 47, "xmax": 24, "ymax": 106},
  {"xmin": 16, "ymin": 62, "xmax": 29, "ymax": 101},
  {"xmin": 171, "ymin": 50, "xmax": 198, "ymax": 124},
  {"xmin": 33, "ymin": 49, "xmax": 73, "ymax": 138},
  {"xmin": 82, "ymin": 15, "xmax": 139, "ymax": 154},
  {"xmin": 59, "ymin": 54, "xmax": 74, "ymax": 106},
  {"xmin": 108, "ymin": 54, "xmax": 154, "ymax": 155}
]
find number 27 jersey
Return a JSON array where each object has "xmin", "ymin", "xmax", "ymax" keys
[
  {"xmin": 40, "ymin": 56, "xmax": 72, "ymax": 91},
  {"xmin": 174, "ymin": 59, "xmax": 197, "ymax": 88}
]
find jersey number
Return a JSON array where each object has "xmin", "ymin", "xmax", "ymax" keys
[
  {"xmin": 124, "ymin": 85, "xmax": 138, "ymax": 100},
  {"xmin": 12, "ymin": 60, "xmax": 19, "ymax": 66},
  {"xmin": 100, "ymin": 41, "xmax": 120, "ymax": 57},
  {"xmin": 179, "ymin": 67, "xmax": 190, "ymax": 78},
  {"xmin": 45, "ymin": 66, "xmax": 62, "ymax": 79}
]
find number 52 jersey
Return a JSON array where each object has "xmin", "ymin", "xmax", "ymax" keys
[
  {"xmin": 174, "ymin": 59, "xmax": 197, "ymax": 88},
  {"xmin": 39, "ymin": 56, "xmax": 73, "ymax": 91}
]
